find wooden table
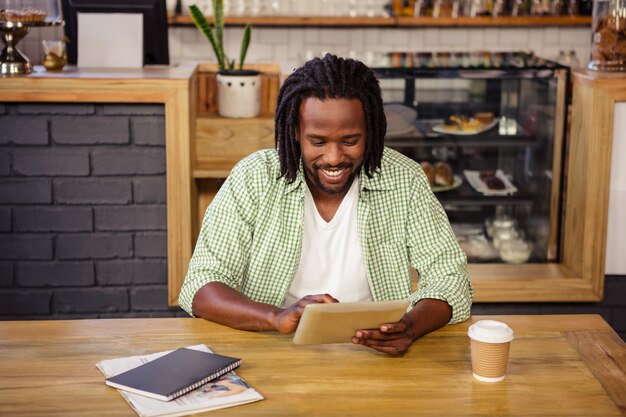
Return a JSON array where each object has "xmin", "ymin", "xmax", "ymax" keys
[{"xmin": 0, "ymin": 315, "xmax": 624, "ymax": 416}]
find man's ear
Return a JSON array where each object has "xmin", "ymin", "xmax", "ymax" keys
[{"xmin": 293, "ymin": 128, "xmax": 300, "ymax": 143}]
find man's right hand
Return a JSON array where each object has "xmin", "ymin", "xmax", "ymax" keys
[
  {"xmin": 192, "ymin": 283, "xmax": 338, "ymax": 333},
  {"xmin": 272, "ymin": 294, "xmax": 338, "ymax": 334}
]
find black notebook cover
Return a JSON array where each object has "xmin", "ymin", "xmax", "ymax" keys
[{"xmin": 105, "ymin": 348, "xmax": 241, "ymax": 401}]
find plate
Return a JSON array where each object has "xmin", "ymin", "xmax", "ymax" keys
[
  {"xmin": 432, "ymin": 119, "xmax": 499, "ymax": 136},
  {"xmin": 431, "ymin": 175, "xmax": 462, "ymax": 193},
  {"xmin": 464, "ymin": 169, "xmax": 517, "ymax": 196},
  {"xmin": 386, "ymin": 125, "xmax": 416, "ymax": 138}
]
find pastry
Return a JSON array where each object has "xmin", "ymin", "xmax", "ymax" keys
[
  {"xmin": 479, "ymin": 170, "xmax": 506, "ymax": 190},
  {"xmin": 591, "ymin": 15, "xmax": 626, "ymax": 64},
  {"xmin": 434, "ymin": 162, "xmax": 454, "ymax": 186},
  {"xmin": 420, "ymin": 161, "xmax": 435, "ymax": 186},
  {"xmin": 444, "ymin": 114, "xmax": 483, "ymax": 132},
  {"xmin": 485, "ymin": 176, "xmax": 505, "ymax": 190},
  {"xmin": 616, "ymin": 39, "xmax": 626, "ymax": 56},
  {"xmin": 474, "ymin": 112, "xmax": 494, "ymax": 125},
  {"xmin": 0, "ymin": 8, "xmax": 47, "ymax": 22}
]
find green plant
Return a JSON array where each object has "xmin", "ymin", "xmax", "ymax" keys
[{"xmin": 189, "ymin": 1, "xmax": 252, "ymax": 71}]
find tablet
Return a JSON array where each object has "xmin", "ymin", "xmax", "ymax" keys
[{"xmin": 292, "ymin": 300, "xmax": 410, "ymax": 345}]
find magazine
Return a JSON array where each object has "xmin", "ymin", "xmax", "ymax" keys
[{"xmin": 96, "ymin": 344, "xmax": 263, "ymax": 417}]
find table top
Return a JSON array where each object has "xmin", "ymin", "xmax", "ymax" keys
[{"xmin": 1, "ymin": 314, "xmax": 624, "ymax": 416}]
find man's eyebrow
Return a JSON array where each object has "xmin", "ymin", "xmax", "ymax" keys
[{"xmin": 305, "ymin": 133, "xmax": 362, "ymax": 140}]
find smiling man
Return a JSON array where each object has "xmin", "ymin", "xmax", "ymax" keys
[{"xmin": 179, "ymin": 54, "xmax": 472, "ymax": 355}]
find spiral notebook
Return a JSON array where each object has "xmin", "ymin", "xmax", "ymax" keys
[{"xmin": 105, "ymin": 348, "xmax": 241, "ymax": 402}]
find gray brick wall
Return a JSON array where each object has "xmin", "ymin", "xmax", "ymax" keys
[{"xmin": 0, "ymin": 103, "xmax": 183, "ymax": 318}]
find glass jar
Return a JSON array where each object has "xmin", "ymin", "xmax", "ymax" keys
[{"xmin": 588, "ymin": 0, "xmax": 626, "ymax": 71}]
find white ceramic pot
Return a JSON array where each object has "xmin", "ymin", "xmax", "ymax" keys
[{"xmin": 216, "ymin": 70, "xmax": 261, "ymax": 118}]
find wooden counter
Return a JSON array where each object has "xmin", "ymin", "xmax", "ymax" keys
[
  {"xmin": 0, "ymin": 65, "xmax": 198, "ymax": 306},
  {"xmin": 2, "ymin": 66, "xmax": 620, "ymax": 306},
  {"xmin": 0, "ymin": 314, "xmax": 623, "ymax": 416},
  {"xmin": 190, "ymin": 69, "xmax": 620, "ymax": 303}
]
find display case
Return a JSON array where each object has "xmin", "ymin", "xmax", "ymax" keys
[
  {"xmin": 180, "ymin": 64, "xmax": 611, "ymax": 305},
  {"xmin": 373, "ymin": 52, "xmax": 568, "ymax": 267}
]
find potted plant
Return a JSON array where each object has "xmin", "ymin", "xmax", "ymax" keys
[{"xmin": 189, "ymin": 1, "xmax": 260, "ymax": 118}]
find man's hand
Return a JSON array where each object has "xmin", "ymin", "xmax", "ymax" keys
[
  {"xmin": 272, "ymin": 294, "xmax": 338, "ymax": 334},
  {"xmin": 351, "ymin": 298, "xmax": 452, "ymax": 356},
  {"xmin": 351, "ymin": 316, "xmax": 417, "ymax": 356}
]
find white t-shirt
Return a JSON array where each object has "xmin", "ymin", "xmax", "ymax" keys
[{"xmin": 283, "ymin": 178, "xmax": 373, "ymax": 308}]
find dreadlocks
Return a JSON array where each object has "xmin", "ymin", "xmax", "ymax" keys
[{"xmin": 275, "ymin": 53, "xmax": 387, "ymax": 182}]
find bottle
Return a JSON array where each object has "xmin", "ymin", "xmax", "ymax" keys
[{"xmin": 556, "ymin": 49, "xmax": 580, "ymax": 68}]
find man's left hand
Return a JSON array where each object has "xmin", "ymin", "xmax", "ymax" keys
[
  {"xmin": 351, "ymin": 298, "xmax": 453, "ymax": 356},
  {"xmin": 351, "ymin": 316, "xmax": 417, "ymax": 356}
]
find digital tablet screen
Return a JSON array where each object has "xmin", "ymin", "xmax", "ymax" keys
[{"xmin": 292, "ymin": 300, "xmax": 410, "ymax": 345}]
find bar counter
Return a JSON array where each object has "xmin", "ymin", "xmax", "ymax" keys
[{"xmin": 0, "ymin": 64, "xmax": 198, "ymax": 306}]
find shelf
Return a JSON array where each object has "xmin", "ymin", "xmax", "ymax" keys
[
  {"xmin": 436, "ymin": 182, "xmax": 534, "ymax": 206},
  {"xmin": 395, "ymin": 15, "xmax": 591, "ymax": 27},
  {"xmin": 170, "ymin": 15, "xmax": 395, "ymax": 27},
  {"xmin": 169, "ymin": 15, "xmax": 591, "ymax": 28},
  {"xmin": 386, "ymin": 134, "xmax": 537, "ymax": 148}
]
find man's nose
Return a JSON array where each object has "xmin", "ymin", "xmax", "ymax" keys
[{"xmin": 325, "ymin": 144, "xmax": 344, "ymax": 166}]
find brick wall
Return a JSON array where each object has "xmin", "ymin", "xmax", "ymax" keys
[{"xmin": 0, "ymin": 103, "xmax": 184, "ymax": 318}]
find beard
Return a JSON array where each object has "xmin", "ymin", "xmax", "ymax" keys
[{"xmin": 304, "ymin": 162, "xmax": 360, "ymax": 196}]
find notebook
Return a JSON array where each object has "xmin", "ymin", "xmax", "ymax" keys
[{"xmin": 105, "ymin": 348, "xmax": 241, "ymax": 402}]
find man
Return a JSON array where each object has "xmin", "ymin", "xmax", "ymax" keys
[{"xmin": 179, "ymin": 54, "xmax": 472, "ymax": 356}]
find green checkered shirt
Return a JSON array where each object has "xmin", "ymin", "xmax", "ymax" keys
[{"xmin": 179, "ymin": 147, "xmax": 472, "ymax": 323}]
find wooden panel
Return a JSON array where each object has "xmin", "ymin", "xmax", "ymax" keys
[
  {"xmin": 0, "ymin": 316, "xmax": 622, "ymax": 417},
  {"xmin": 169, "ymin": 15, "xmax": 591, "ymax": 27},
  {"xmin": 196, "ymin": 63, "xmax": 281, "ymax": 117},
  {"xmin": 194, "ymin": 115, "xmax": 275, "ymax": 178},
  {"xmin": 165, "ymin": 73, "xmax": 197, "ymax": 307},
  {"xmin": 469, "ymin": 263, "xmax": 602, "ymax": 302},
  {"xmin": 563, "ymin": 72, "xmax": 626, "ymax": 301},
  {"xmin": 548, "ymin": 69, "xmax": 567, "ymax": 261}
]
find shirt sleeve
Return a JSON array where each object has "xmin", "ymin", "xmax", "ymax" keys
[
  {"xmin": 178, "ymin": 159, "xmax": 259, "ymax": 316},
  {"xmin": 405, "ymin": 173, "xmax": 473, "ymax": 324}
]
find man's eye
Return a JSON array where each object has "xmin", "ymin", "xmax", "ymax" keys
[
  {"xmin": 312, "ymin": 141, "xmax": 325, "ymax": 147},
  {"xmin": 343, "ymin": 140, "xmax": 358, "ymax": 146}
]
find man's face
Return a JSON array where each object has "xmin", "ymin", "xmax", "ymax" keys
[{"xmin": 297, "ymin": 97, "xmax": 366, "ymax": 198}]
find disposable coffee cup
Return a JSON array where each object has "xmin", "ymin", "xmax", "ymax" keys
[{"xmin": 468, "ymin": 320, "xmax": 514, "ymax": 382}]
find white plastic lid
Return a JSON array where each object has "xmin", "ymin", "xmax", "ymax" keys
[{"xmin": 468, "ymin": 320, "xmax": 514, "ymax": 343}]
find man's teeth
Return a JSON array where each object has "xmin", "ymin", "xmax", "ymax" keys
[{"xmin": 322, "ymin": 168, "xmax": 344, "ymax": 177}]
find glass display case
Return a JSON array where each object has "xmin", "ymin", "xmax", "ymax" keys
[{"xmin": 373, "ymin": 52, "xmax": 569, "ymax": 266}]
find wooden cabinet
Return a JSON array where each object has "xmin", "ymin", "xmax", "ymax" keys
[{"xmin": 172, "ymin": 68, "xmax": 622, "ymax": 305}]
